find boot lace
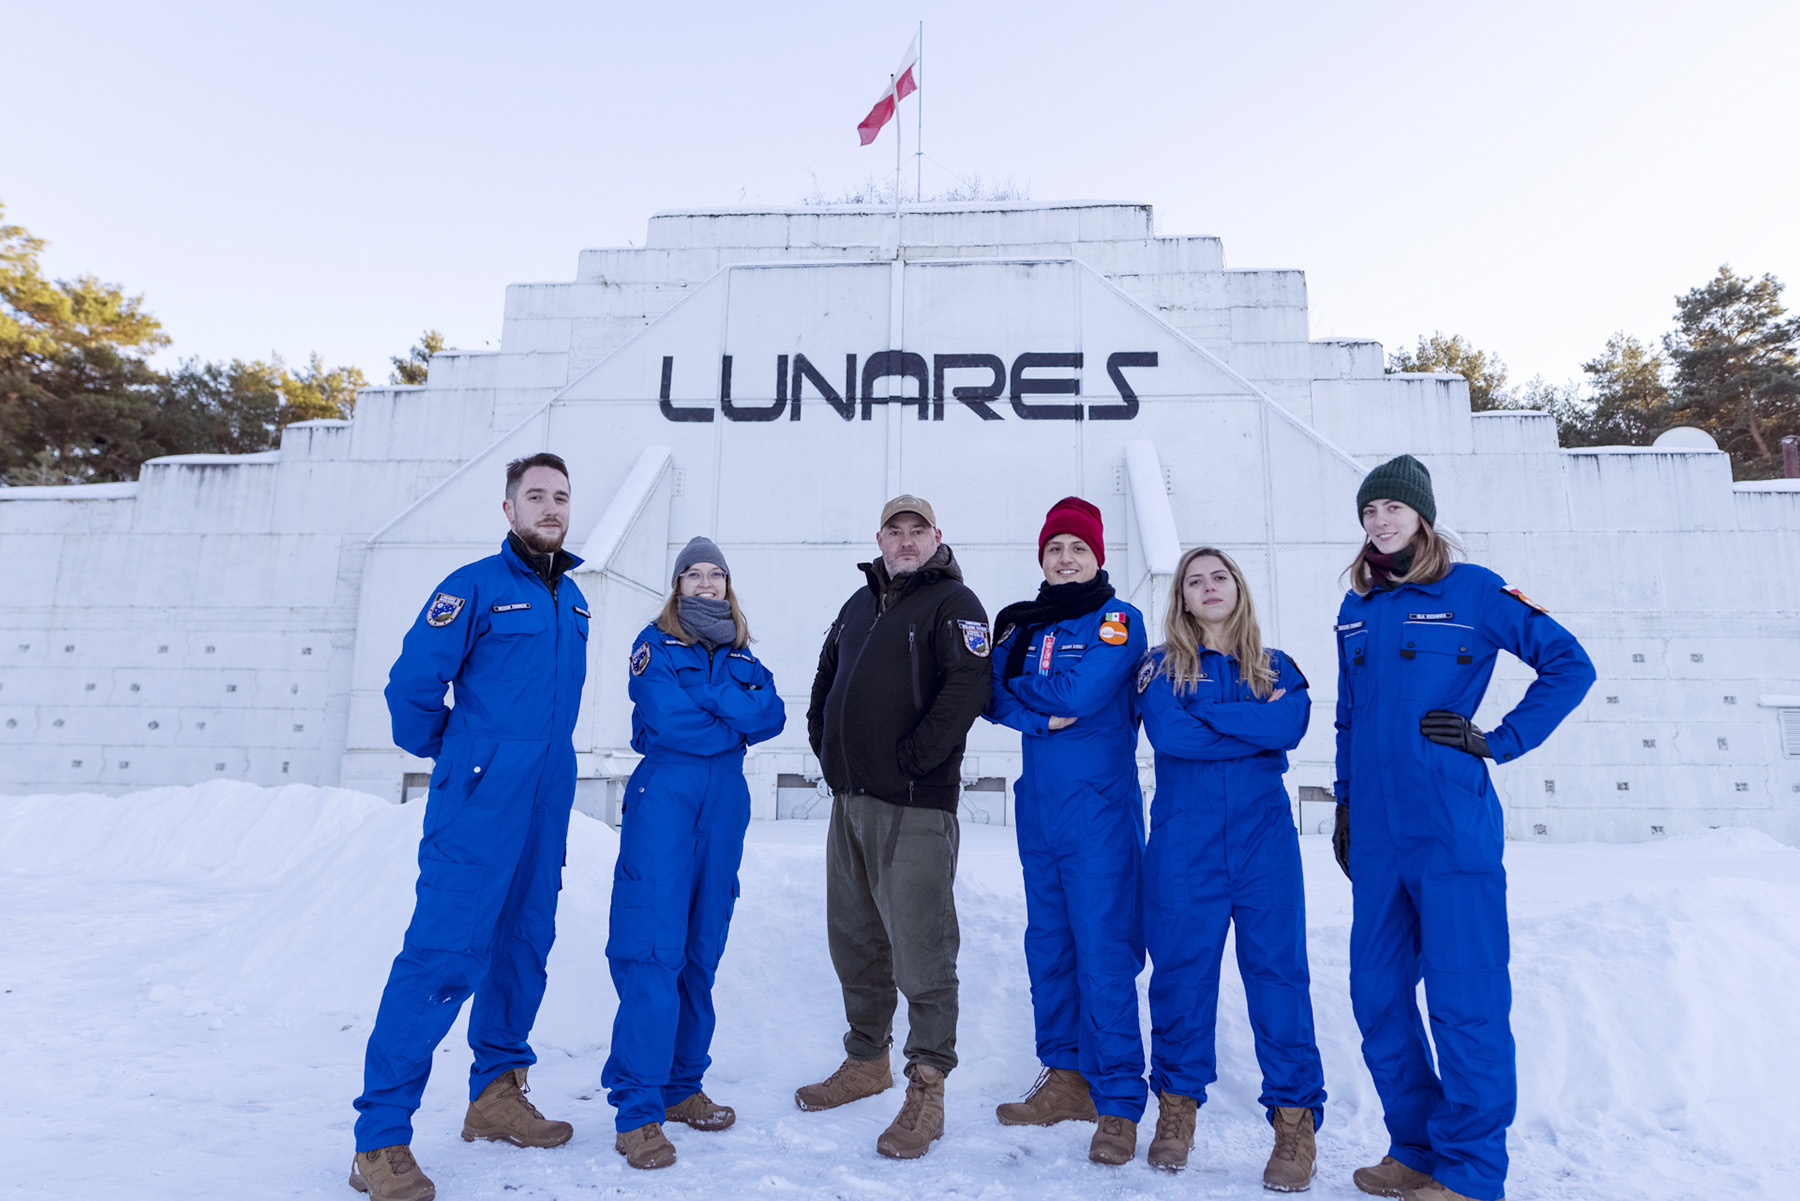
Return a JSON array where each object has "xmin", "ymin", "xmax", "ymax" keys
[
  {"xmin": 380, "ymin": 1145, "xmax": 420, "ymax": 1174},
  {"xmin": 893, "ymin": 1077, "xmax": 929, "ymax": 1132},
  {"xmin": 1017, "ymin": 1065, "xmax": 1053, "ymax": 1101},
  {"xmin": 1098, "ymin": 1114, "xmax": 1128, "ymax": 1138},
  {"xmin": 1271, "ymin": 1112, "xmax": 1304, "ymax": 1162},
  {"xmin": 1155, "ymin": 1102, "xmax": 1188, "ymax": 1144},
  {"xmin": 501, "ymin": 1074, "xmax": 546, "ymax": 1121}
]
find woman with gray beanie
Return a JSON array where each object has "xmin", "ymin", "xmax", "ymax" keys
[{"xmin": 601, "ymin": 536, "xmax": 786, "ymax": 1170}]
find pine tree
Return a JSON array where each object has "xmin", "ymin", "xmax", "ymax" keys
[
  {"xmin": 1664, "ymin": 266, "xmax": 1800, "ymax": 479},
  {"xmin": 1386, "ymin": 332, "xmax": 1512, "ymax": 410},
  {"xmin": 389, "ymin": 329, "xmax": 444, "ymax": 386}
]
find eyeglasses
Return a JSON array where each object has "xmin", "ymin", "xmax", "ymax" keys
[{"xmin": 681, "ymin": 568, "xmax": 728, "ymax": 584}]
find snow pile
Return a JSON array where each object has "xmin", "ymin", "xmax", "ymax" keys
[{"xmin": 2, "ymin": 783, "xmax": 1797, "ymax": 1199}]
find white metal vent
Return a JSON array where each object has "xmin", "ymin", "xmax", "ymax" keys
[{"xmin": 1780, "ymin": 709, "xmax": 1800, "ymax": 759}]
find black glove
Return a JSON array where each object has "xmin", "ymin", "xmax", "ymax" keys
[
  {"xmin": 1420, "ymin": 709, "xmax": 1490, "ymax": 758},
  {"xmin": 1332, "ymin": 802, "xmax": 1350, "ymax": 880}
]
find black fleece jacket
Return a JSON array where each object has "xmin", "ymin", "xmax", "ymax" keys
[{"xmin": 807, "ymin": 546, "xmax": 992, "ymax": 811}]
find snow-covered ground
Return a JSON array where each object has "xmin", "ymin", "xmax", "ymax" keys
[{"xmin": 3, "ymin": 783, "xmax": 1797, "ymax": 1200}]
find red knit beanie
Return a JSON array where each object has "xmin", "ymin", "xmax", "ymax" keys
[{"xmin": 1038, "ymin": 496, "xmax": 1105, "ymax": 567}]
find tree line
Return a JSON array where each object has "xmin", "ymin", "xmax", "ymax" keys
[
  {"xmin": 1389, "ymin": 266, "xmax": 1800, "ymax": 480},
  {"xmin": 0, "ymin": 201, "xmax": 443, "ymax": 486}
]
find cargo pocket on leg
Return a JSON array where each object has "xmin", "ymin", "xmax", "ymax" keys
[
  {"xmin": 407, "ymin": 856, "xmax": 491, "ymax": 955},
  {"xmin": 608, "ymin": 877, "xmax": 659, "ymax": 962}
]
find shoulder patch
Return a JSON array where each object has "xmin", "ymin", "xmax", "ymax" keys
[
  {"xmin": 1098, "ymin": 618, "xmax": 1130, "ymax": 646},
  {"xmin": 1501, "ymin": 585, "xmax": 1549, "ymax": 614},
  {"xmin": 1273, "ymin": 649, "xmax": 1308, "ymax": 692},
  {"xmin": 630, "ymin": 641, "xmax": 651, "ymax": 676},
  {"xmin": 1136, "ymin": 655, "xmax": 1156, "ymax": 695},
  {"xmin": 959, "ymin": 620, "xmax": 991, "ymax": 658},
  {"xmin": 425, "ymin": 592, "xmax": 465, "ymax": 627}
]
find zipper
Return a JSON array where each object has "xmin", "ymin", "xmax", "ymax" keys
[
  {"xmin": 908, "ymin": 625, "xmax": 921, "ymax": 709},
  {"xmin": 832, "ymin": 603, "xmax": 883, "ymax": 790}
]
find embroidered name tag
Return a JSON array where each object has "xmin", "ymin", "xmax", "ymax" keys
[
  {"xmin": 574, "ymin": 606, "xmax": 590, "ymax": 618},
  {"xmin": 1408, "ymin": 612, "xmax": 1455, "ymax": 621},
  {"xmin": 1335, "ymin": 620, "xmax": 1364, "ymax": 632},
  {"xmin": 491, "ymin": 602, "xmax": 531, "ymax": 613}
]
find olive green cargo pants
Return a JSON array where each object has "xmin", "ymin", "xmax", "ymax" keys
[{"xmin": 826, "ymin": 790, "xmax": 961, "ymax": 1075}]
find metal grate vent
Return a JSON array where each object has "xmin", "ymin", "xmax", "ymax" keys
[{"xmin": 1780, "ymin": 709, "xmax": 1800, "ymax": 760}]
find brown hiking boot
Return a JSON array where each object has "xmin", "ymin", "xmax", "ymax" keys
[
  {"xmin": 795, "ymin": 1053, "xmax": 894, "ymax": 1111},
  {"xmin": 1263, "ymin": 1106, "xmax": 1317, "ymax": 1191},
  {"xmin": 1354, "ymin": 1156, "xmax": 1435, "ymax": 1196},
  {"xmin": 995, "ymin": 1066, "xmax": 1098, "ymax": 1126},
  {"xmin": 614, "ymin": 1121, "xmax": 677, "ymax": 1170},
  {"xmin": 875, "ymin": 1063, "xmax": 946, "ymax": 1159},
  {"xmin": 461, "ymin": 1067, "xmax": 573, "ymax": 1148},
  {"xmin": 1147, "ymin": 1091, "xmax": 1197, "ymax": 1170},
  {"xmin": 1088, "ymin": 1114, "xmax": 1138, "ymax": 1165},
  {"xmin": 348, "ymin": 1145, "xmax": 436, "ymax": 1201},
  {"xmin": 665, "ymin": 1090, "xmax": 736, "ymax": 1131},
  {"xmin": 1398, "ymin": 1185, "xmax": 1498, "ymax": 1201}
]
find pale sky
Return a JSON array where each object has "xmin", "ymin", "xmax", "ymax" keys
[{"xmin": 7, "ymin": 0, "xmax": 1796, "ymax": 393}]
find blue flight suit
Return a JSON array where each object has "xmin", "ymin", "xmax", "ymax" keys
[
  {"xmin": 602, "ymin": 623, "xmax": 785, "ymax": 1132},
  {"xmin": 355, "ymin": 538, "xmax": 590, "ymax": 1152},
  {"xmin": 1138, "ymin": 645, "xmax": 1326, "ymax": 1129},
  {"xmin": 1335, "ymin": 562, "xmax": 1594, "ymax": 1201},
  {"xmin": 984, "ymin": 601, "xmax": 1148, "ymax": 1121}
]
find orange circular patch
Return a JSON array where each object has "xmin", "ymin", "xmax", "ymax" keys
[{"xmin": 1098, "ymin": 621, "xmax": 1128, "ymax": 645}]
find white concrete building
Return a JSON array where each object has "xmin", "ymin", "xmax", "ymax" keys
[{"xmin": 3, "ymin": 201, "xmax": 1797, "ymax": 844}]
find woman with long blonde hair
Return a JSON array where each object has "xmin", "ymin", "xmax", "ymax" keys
[
  {"xmin": 603, "ymin": 536, "xmax": 785, "ymax": 1170},
  {"xmin": 1136, "ymin": 545, "xmax": 1325, "ymax": 1186}
]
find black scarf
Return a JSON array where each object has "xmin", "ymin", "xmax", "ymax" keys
[
  {"xmin": 1364, "ymin": 544, "xmax": 1416, "ymax": 590},
  {"xmin": 993, "ymin": 570, "xmax": 1117, "ymax": 680}
]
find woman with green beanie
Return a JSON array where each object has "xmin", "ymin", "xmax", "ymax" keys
[{"xmin": 1332, "ymin": 455, "xmax": 1594, "ymax": 1201}]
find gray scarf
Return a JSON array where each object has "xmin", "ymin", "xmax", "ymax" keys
[{"xmin": 677, "ymin": 595, "xmax": 737, "ymax": 647}]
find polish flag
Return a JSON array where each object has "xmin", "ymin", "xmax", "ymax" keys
[{"xmin": 857, "ymin": 34, "xmax": 919, "ymax": 146}]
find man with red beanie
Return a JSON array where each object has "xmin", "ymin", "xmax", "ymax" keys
[{"xmin": 983, "ymin": 496, "xmax": 1150, "ymax": 1165}]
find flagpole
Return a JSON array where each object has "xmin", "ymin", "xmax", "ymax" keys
[
  {"xmin": 915, "ymin": 21, "xmax": 924, "ymax": 202},
  {"xmin": 893, "ymin": 71, "xmax": 902, "ymax": 237}
]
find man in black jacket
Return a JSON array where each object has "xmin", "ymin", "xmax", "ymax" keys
[{"xmin": 795, "ymin": 494, "xmax": 992, "ymax": 1160}]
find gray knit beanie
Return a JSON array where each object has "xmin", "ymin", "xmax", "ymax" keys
[
  {"xmin": 673, "ymin": 536, "xmax": 729, "ymax": 583},
  {"xmin": 1356, "ymin": 454, "xmax": 1436, "ymax": 526}
]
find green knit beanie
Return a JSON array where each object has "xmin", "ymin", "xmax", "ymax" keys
[{"xmin": 1356, "ymin": 454, "xmax": 1436, "ymax": 525}]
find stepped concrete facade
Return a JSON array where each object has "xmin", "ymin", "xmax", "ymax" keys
[{"xmin": 3, "ymin": 201, "xmax": 1797, "ymax": 843}]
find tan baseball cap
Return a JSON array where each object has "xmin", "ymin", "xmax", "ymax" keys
[{"xmin": 879, "ymin": 494, "xmax": 937, "ymax": 529}]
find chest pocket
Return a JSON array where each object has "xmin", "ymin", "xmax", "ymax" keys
[
  {"xmin": 725, "ymin": 654, "xmax": 764, "ymax": 689},
  {"xmin": 1340, "ymin": 630, "xmax": 1369, "ymax": 670},
  {"xmin": 479, "ymin": 605, "xmax": 550, "ymax": 679},
  {"xmin": 1399, "ymin": 621, "xmax": 1476, "ymax": 663},
  {"xmin": 1398, "ymin": 621, "xmax": 1477, "ymax": 699}
]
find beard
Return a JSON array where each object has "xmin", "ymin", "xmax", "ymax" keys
[{"xmin": 513, "ymin": 520, "xmax": 566, "ymax": 554}]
